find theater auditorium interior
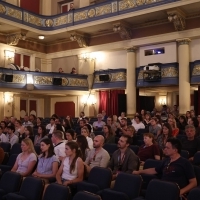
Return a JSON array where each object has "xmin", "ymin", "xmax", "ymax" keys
[{"xmin": 0, "ymin": 0, "xmax": 200, "ymax": 199}]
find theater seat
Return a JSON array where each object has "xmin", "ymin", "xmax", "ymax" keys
[
  {"xmin": 101, "ymin": 173, "xmax": 142, "ymax": 200},
  {"xmin": 5, "ymin": 177, "xmax": 44, "ymax": 200},
  {"xmin": 0, "ymin": 171, "xmax": 22, "ymax": 200},
  {"xmin": 0, "ymin": 154, "xmax": 18, "ymax": 174},
  {"xmin": 73, "ymin": 191, "xmax": 101, "ymax": 200},
  {"xmin": 10, "ymin": 143, "xmax": 22, "ymax": 155},
  {"xmin": 76, "ymin": 167, "xmax": 112, "ymax": 194},
  {"xmin": 188, "ymin": 186, "xmax": 200, "ymax": 200}
]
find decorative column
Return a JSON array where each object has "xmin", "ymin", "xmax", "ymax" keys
[
  {"xmin": 41, "ymin": 0, "xmax": 52, "ymax": 15},
  {"xmin": 41, "ymin": 58, "xmax": 52, "ymax": 72},
  {"xmin": 126, "ymin": 47, "xmax": 137, "ymax": 117},
  {"xmin": 176, "ymin": 38, "xmax": 191, "ymax": 114}
]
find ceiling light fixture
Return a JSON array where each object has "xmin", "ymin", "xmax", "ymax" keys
[{"xmin": 38, "ymin": 35, "xmax": 45, "ymax": 40}]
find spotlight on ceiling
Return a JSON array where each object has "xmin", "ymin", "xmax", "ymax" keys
[{"xmin": 38, "ymin": 35, "xmax": 45, "ymax": 40}]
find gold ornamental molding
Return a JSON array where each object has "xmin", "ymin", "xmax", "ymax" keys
[
  {"xmin": 69, "ymin": 32, "xmax": 89, "ymax": 48},
  {"xmin": 192, "ymin": 65, "xmax": 200, "ymax": 76},
  {"xmin": 127, "ymin": 47, "xmax": 137, "ymax": 53},
  {"xmin": 68, "ymin": 78, "xmax": 88, "ymax": 87},
  {"xmin": 176, "ymin": 38, "xmax": 191, "ymax": 45},
  {"xmin": 161, "ymin": 67, "xmax": 178, "ymax": 78},
  {"xmin": 34, "ymin": 76, "xmax": 52, "ymax": 85},
  {"xmin": 94, "ymin": 72, "xmax": 126, "ymax": 83},
  {"xmin": 0, "ymin": 73, "xmax": 25, "ymax": 83},
  {"xmin": 6, "ymin": 30, "xmax": 28, "ymax": 46},
  {"xmin": 167, "ymin": 9, "xmax": 186, "ymax": 31},
  {"xmin": 113, "ymin": 21, "xmax": 132, "ymax": 40}
]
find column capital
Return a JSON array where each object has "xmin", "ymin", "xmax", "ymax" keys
[
  {"xmin": 176, "ymin": 38, "xmax": 191, "ymax": 45},
  {"xmin": 126, "ymin": 47, "xmax": 137, "ymax": 53}
]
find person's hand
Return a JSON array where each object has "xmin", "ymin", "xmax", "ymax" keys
[
  {"xmin": 132, "ymin": 171, "xmax": 140, "ymax": 175},
  {"xmin": 63, "ymin": 180, "xmax": 72, "ymax": 186},
  {"xmin": 32, "ymin": 171, "xmax": 39, "ymax": 177},
  {"xmin": 57, "ymin": 181, "xmax": 62, "ymax": 185},
  {"xmin": 180, "ymin": 194, "xmax": 187, "ymax": 200},
  {"xmin": 189, "ymin": 157, "xmax": 194, "ymax": 162},
  {"xmin": 140, "ymin": 161, "xmax": 145, "ymax": 166}
]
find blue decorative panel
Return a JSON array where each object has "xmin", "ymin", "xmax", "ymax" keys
[{"xmin": 190, "ymin": 60, "xmax": 200, "ymax": 84}]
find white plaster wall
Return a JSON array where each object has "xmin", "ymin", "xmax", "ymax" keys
[
  {"xmin": 139, "ymin": 42, "xmax": 177, "ymax": 66},
  {"xmin": 93, "ymin": 50, "xmax": 126, "ymax": 70},
  {"xmin": 190, "ymin": 38, "xmax": 200, "ymax": 62}
]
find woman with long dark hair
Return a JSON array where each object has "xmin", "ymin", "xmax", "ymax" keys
[
  {"xmin": 32, "ymin": 138, "xmax": 59, "ymax": 183},
  {"xmin": 34, "ymin": 125, "xmax": 47, "ymax": 146},
  {"xmin": 56, "ymin": 142, "xmax": 84, "ymax": 186},
  {"xmin": 76, "ymin": 135, "xmax": 90, "ymax": 161},
  {"xmin": 103, "ymin": 125, "xmax": 115, "ymax": 144},
  {"xmin": 63, "ymin": 116, "xmax": 74, "ymax": 130}
]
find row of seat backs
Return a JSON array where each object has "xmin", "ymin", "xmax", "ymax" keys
[{"xmin": 0, "ymin": 172, "xmax": 70, "ymax": 200}]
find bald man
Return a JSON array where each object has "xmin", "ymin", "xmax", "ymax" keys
[{"xmin": 84, "ymin": 135, "xmax": 110, "ymax": 173}]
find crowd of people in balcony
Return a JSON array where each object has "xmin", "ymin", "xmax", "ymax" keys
[{"xmin": 0, "ymin": 106, "xmax": 200, "ymax": 199}]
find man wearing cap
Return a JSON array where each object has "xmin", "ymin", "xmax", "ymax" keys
[{"xmin": 6, "ymin": 125, "xmax": 19, "ymax": 147}]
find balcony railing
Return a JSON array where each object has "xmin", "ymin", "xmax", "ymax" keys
[{"xmin": 0, "ymin": 0, "xmax": 181, "ymax": 31}]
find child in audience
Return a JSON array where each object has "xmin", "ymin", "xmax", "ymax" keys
[
  {"xmin": 11, "ymin": 138, "xmax": 37, "ymax": 177},
  {"xmin": 56, "ymin": 141, "xmax": 84, "ymax": 185}
]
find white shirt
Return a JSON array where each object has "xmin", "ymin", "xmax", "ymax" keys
[
  {"xmin": 54, "ymin": 142, "xmax": 66, "ymax": 158},
  {"xmin": 0, "ymin": 133, "xmax": 8, "ymax": 142},
  {"xmin": 132, "ymin": 119, "xmax": 145, "ymax": 132},
  {"xmin": 86, "ymin": 136, "xmax": 93, "ymax": 149},
  {"xmin": 46, "ymin": 124, "xmax": 55, "ymax": 134}
]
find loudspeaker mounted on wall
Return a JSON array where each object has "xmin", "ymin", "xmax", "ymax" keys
[
  {"xmin": 2, "ymin": 74, "xmax": 13, "ymax": 82},
  {"xmin": 99, "ymin": 74, "xmax": 110, "ymax": 82},
  {"xmin": 53, "ymin": 78, "xmax": 62, "ymax": 85}
]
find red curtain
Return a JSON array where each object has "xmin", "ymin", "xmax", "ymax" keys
[
  {"xmin": 110, "ymin": 90, "xmax": 125, "ymax": 115},
  {"xmin": 20, "ymin": 0, "xmax": 40, "ymax": 14},
  {"xmin": 14, "ymin": 53, "xmax": 21, "ymax": 66},
  {"xmin": 99, "ymin": 91, "xmax": 109, "ymax": 115},
  {"xmin": 23, "ymin": 55, "xmax": 30, "ymax": 68}
]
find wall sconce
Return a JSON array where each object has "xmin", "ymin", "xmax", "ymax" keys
[
  {"xmin": 4, "ymin": 50, "xmax": 14, "ymax": 64},
  {"xmin": 88, "ymin": 95, "xmax": 97, "ymax": 105},
  {"xmin": 81, "ymin": 95, "xmax": 97, "ymax": 105},
  {"xmin": 159, "ymin": 96, "xmax": 167, "ymax": 105},
  {"xmin": 26, "ymin": 74, "xmax": 34, "ymax": 90},
  {"xmin": 4, "ymin": 92, "xmax": 13, "ymax": 105}
]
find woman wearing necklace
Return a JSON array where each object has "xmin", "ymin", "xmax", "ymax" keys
[
  {"xmin": 56, "ymin": 141, "xmax": 84, "ymax": 186},
  {"xmin": 32, "ymin": 138, "xmax": 59, "ymax": 183},
  {"xmin": 11, "ymin": 138, "xmax": 37, "ymax": 177},
  {"xmin": 137, "ymin": 133, "xmax": 160, "ymax": 165},
  {"xmin": 34, "ymin": 125, "xmax": 48, "ymax": 146}
]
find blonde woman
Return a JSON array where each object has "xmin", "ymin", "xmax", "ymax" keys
[
  {"xmin": 11, "ymin": 138, "xmax": 37, "ymax": 177},
  {"xmin": 168, "ymin": 118, "xmax": 179, "ymax": 137},
  {"xmin": 81, "ymin": 127, "xmax": 93, "ymax": 149}
]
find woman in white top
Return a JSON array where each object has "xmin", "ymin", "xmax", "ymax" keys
[
  {"xmin": 0, "ymin": 126, "xmax": 8, "ymax": 142},
  {"xmin": 132, "ymin": 115, "xmax": 145, "ymax": 133},
  {"xmin": 11, "ymin": 138, "xmax": 37, "ymax": 177},
  {"xmin": 56, "ymin": 141, "xmax": 84, "ymax": 186},
  {"xmin": 81, "ymin": 127, "xmax": 93, "ymax": 149}
]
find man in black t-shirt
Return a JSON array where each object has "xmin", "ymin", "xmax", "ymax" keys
[{"xmin": 133, "ymin": 138, "xmax": 197, "ymax": 199}]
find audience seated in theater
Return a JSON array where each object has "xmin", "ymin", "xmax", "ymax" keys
[
  {"xmin": 51, "ymin": 131, "xmax": 66, "ymax": 161},
  {"xmin": 66, "ymin": 129, "xmax": 76, "ymax": 143},
  {"xmin": 133, "ymin": 138, "xmax": 197, "ymax": 198},
  {"xmin": 177, "ymin": 115, "xmax": 187, "ymax": 131},
  {"xmin": 172, "ymin": 105, "xmax": 179, "ymax": 117},
  {"xmin": 24, "ymin": 126, "xmax": 34, "ymax": 143},
  {"xmin": 23, "ymin": 115, "xmax": 33, "ymax": 127},
  {"xmin": 168, "ymin": 118, "xmax": 179, "ymax": 137},
  {"xmin": 93, "ymin": 114, "xmax": 106, "ymax": 131},
  {"xmin": 14, "ymin": 120, "xmax": 25, "ymax": 136},
  {"xmin": 131, "ymin": 115, "xmax": 145, "ymax": 133},
  {"xmin": 6, "ymin": 125, "xmax": 19, "ymax": 147},
  {"xmin": 11, "ymin": 138, "xmax": 37, "ymax": 177},
  {"xmin": 56, "ymin": 141, "xmax": 84, "ymax": 186},
  {"xmin": 34, "ymin": 117, "xmax": 43, "ymax": 129},
  {"xmin": 137, "ymin": 133, "xmax": 160, "ymax": 165},
  {"xmin": 77, "ymin": 135, "xmax": 90, "ymax": 162},
  {"xmin": 181, "ymin": 125, "xmax": 200, "ymax": 161},
  {"xmin": 0, "ymin": 125, "xmax": 8, "ymax": 142},
  {"xmin": 124, "ymin": 125, "xmax": 137, "ymax": 145},
  {"xmin": 54, "ymin": 124, "xmax": 65, "ymax": 140},
  {"xmin": 157, "ymin": 123, "xmax": 173, "ymax": 151},
  {"xmin": 51, "ymin": 114, "xmax": 59, "ymax": 119},
  {"xmin": 103, "ymin": 125, "xmax": 115, "ymax": 144},
  {"xmin": 186, "ymin": 111, "xmax": 192, "ymax": 124},
  {"xmin": 84, "ymin": 135, "xmax": 110, "ymax": 173},
  {"xmin": 140, "ymin": 109, "xmax": 146, "ymax": 120},
  {"xmin": 10, "ymin": 116, "xmax": 17, "ymax": 125},
  {"xmin": 108, "ymin": 135, "xmax": 139, "ymax": 180},
  {"xmin": 3, "ymin": 116, "xmax": 10, "ymax": 125},
  {"xmin": 77, "ymin": 112, "xmax": 85, "ymax": 124},
  {"xmin": 188, "ymin": 117, "xmax": 198, "ymax": 128},
  {"xmin": 75, "ymin": 119, "xmax": 86, "ymax": 136},
  {"xmin": 70, "ymin": 67, "xmax": 77, "ymax": 74},
  {"xmin": 29, "ymin": 114, "xmax": 37, "ymax": 127},
  {"xmin": 116, "ymin": 117, "xmax": 128, "ymax": 137},
  {"xmin": 63, "ymin": 116, "xmax": 74, "ymax": 130},
  {"xmin": 46, "ymin": 117, "xmax": 56, "ymax": 136},
  {"xmin": 84, "ymin": 123, "xmax": 94, "ymax": 139},
  {"xmin": 101, "ymin": 110, "xmax": 108, "ymax": 121},
  {"xmin": 55, "ymin": 118, "xmax": 65, "ymax": 133},
  {"xmin": 149, "ymin": 117, "xmax": 161, "ymax": 139},
  {"xmin": 81, "ymin": 127, "xmax": 93, "ymax": 150},
  {"xmin": 0, "ymin": 121, "xmax": 7, "ymax": 133},
  {"xmin": 190, "ymin": 110, "xmax": 196, "ymax": 118},
  {"xmin": 106, "ymin": 115, "xmax": 118, "ymax": 135},
  {"xmin": 118, "ymin": 112, "xmax": 127, "ymax": 123},
  {"xmin": 32, "ymin": 138, "xmax": 59, "ymax": 183},
  {"xmin": 34, "ymin": 125, "xmax": 48, "ymax": 146},
  {"xmin": 143, "ymin": 113, "xmax": 151, "ymax": 130}
]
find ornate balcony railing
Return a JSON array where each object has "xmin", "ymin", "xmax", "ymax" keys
[{"xmin": 0, "ymin": 0, "xmax": 181, "ymax": 30}]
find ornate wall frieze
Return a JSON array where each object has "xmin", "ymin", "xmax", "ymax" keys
[
  {"xmin": 167, "ymin": 9, "xmax": 186, "ymax": 31},
  {"xmin": 0, "ymin": 4, "xmax": 6, "ymax": 14},
  {"xmin": 192, "ymin": 65, "xmax": 200, "ymax": 76},
  {"xmin": 13, "ymin": 74, "xmax": 26, "ymax": 83},
  {"xmin": 6, "ymin": 7, "xmax": 22, "ymax": 20},
  {"xmin": 34, "ymin": 76, "xmax": 52, "ymax": 85},
  {"xmin": 96, "ymin": 4, "xmax": 112, "ymax": 16},
  {"xmin": 74, "ymin": 10, "xmax": 88, "ymax": 22},
  {"xmin": 161, "ymin": 67, "xmax": 178, "ymax": 77},
  {"xmin": 7, "ymin": 30, "xmax": 27, "ymax": 45},
  {"xmin": 94, "ymin": 72, "xmax": 126, "ymax": 83},
  {"xmin": 176, "ymin": 38, "xmax": 191, "ymax": 45},
  {"xmin": 54, "ymin": 16, "xmax": 68, "ymax": 26},
  {"xmin": 113, "ymin": 21, "xmax": 132, "ymax": 40},
  {"xmin": 68, "ymin": 78, "xmax": 88, "ymax": 87},
  {"xmin": 69, "ymin": 32, "xmax": 88, "ymax": 48},
  {"xmin": 24, "ymin": 12, "xmax": 43, "ymax": 27}
]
